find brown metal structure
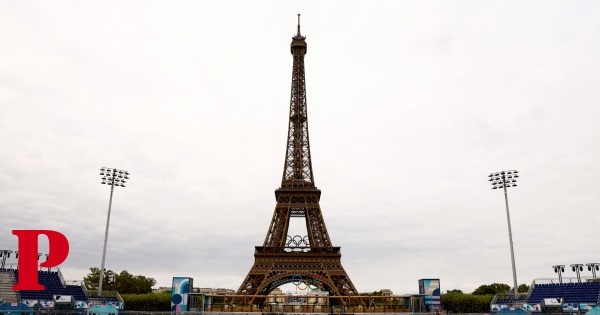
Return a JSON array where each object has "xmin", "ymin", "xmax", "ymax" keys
[
  {"xmin": 236, "ymin": 15, "xmax": 358, "ymax": 306},
  {"xmin": 199, "ymin": 294, "xmax": 412, "ymax": 313}
]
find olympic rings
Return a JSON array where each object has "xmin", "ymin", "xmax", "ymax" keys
[
  {"xmin": 297, "ymin": 281, "xmax": 308, "ymax": 290},
  {"xmin": 291, "ymin": 274, "xmax": 302, "ymax": 285},
  {"xmin": 290, "ymin": 274, "xmax": 325, "ymax": 291},
  {"xmin": 308, "ymin": 282, "xmax": 320, "ymax": 291}
]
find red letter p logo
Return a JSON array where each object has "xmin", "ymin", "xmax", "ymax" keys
[{"xmin": 12, "ymin": 230, "xmax": 69, "ymax": 290}]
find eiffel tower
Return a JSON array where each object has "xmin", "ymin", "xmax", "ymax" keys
[{"xmin": 236, "ymin": 15, "xmax": 359, "ymax": 305}]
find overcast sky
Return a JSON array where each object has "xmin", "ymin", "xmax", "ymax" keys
[{"xmin": 1, "ymin": 1, "xmax": 600, "ymax": 295}]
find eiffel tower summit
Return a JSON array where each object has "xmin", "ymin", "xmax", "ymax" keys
[{"xmin": 236, "ymin": 15, "xmax": 359, "ymax": 305}]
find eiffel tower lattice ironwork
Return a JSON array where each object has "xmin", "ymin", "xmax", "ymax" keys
[{"xmin": 236, "ymin": 15, "xmax": 359, "ymax": 305}]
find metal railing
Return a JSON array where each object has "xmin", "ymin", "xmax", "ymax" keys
[
  {"xmin": 81, "ymin": 283, "xmax": 89, "ymax": 297},
  {"xmin": 116, "ymin": 291, "xmax": 124, "ymax": 304},
  {"xmin": 57, "ymin": 268, "xmax": 66, "ymax": 287},
  {"xmin": 254, "ymin": 246, "xmax": 341, "ymax": 255},
  {"xmin": 0, "ymin": 312, "xmax": 487, "ymax": 315},
  {"xmin": 490, "ymin": 292, "xmax": 528, "ymax": 305},
  {"xmin": 533, "ymin": 277, "xmax": 596, "ymax": 285},
  {"xmin": 201, "ymin": 304, "xmax": 412, "ymax": 313}
]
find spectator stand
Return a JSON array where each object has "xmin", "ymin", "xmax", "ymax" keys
[{"xmin": 492, "ymin": 277, "xmax": 600, "ymax": 314}]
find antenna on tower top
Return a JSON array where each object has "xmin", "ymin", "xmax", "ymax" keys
[{"xmin": 297, "ymin": 13, "xmax": 301, "ymax": 35}]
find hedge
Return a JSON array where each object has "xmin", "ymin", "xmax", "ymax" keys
[
  {"xmin": 120, "ymin": 292, "xmax": 492, "ymax": 313},
  {"xmin": 120, "ymin": 293, "xmax": 172, "ymax": 311},
  {"xmin": 441, "ymin": 292, "xmax": 493, "ymax": 313}
]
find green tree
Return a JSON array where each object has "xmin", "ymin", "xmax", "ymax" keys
[
  {"xmin": 114, "ymin": 270, "xmax": 156, "ymax": 294},
  {"xmin": 83, "ymin": 268, "xmax": 156, "ymax": 294},
  {"xmin": 447, "ymin": 289, "xmax": 463, "ymax": 294},
  {"xmin": 83, "ymin": 267, "xmax": 117, "ymax": 291},
  {"xmin": 472, "ymin": 283, "xmax": 511, "ymax": 295},
  {"xmin": 518, "ymin": 283, "xmax": 530, "ymax": 293}
]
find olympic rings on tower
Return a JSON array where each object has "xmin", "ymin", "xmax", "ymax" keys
[{"xmin": 290, "ymin": 274, "xmax": 325, "ymax": 291}]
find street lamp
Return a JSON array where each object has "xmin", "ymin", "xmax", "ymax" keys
[
  {"xmin": 553, "ymin": 265, "xmax": 565, "ymax": 284},
  {"xmin": 586, "ymin": 263, "xmax": 599, "ymax": 279},
  {"xmin": 571, "ymin": 264, "xmax": 584, "ymax": 283},
  {"xmin": 489, "ymin": 170, "xmax": 519, "ymax": 299},
  {"xmin": 98, "ymin": 167, "xmax": 130, "ymax": 297}
]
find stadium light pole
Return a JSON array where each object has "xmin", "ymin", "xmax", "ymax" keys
[
  {"xmin": 98, "ymin": 167, "xmax": 129, "ymax": 297},
  {"xmin": 37, "ymin": 253, "xmax": 47, "ymax": 271},
  {"xmin": 44, "ymin": 254, "xmax": 50, "ymax": 271},
  {"xmin": 0, "ymin": 250, "xmax": 13, "ymax": 269},
  {"xmin": 571, "ymin": 264, "xmax": 584, "ymax": 283},
  {"xmin": 586, "ymin": 263, "xmax": 599, "ymax": 279},
  {"xmin": 489, "ymin": 170, "xmax": 519, "ymax": 299},
  {"xmin": 553, "ymin": 265, "xmax": 565, "ymax": 284}
]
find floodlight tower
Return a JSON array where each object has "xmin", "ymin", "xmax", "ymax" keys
[
  {"xmin": 44, "ymin": 254, "xmax": 50, "ymax": 271},
  {"xmin": 0, "ymin": 250, "xmax": 13, "ymax": 269},
  {"xmin": 98, "ymin": 167, "xmax": 130, "ymax": 297},
  {"xmin": 571, "ymin": 264, "xmax": 584, "ymax": 283},
  {"xmin": 553, "ymin": 265, "xmax": 565, "ymax": 283},
  {"xmin": 489, "ymin": 170, "xmax": 519, "ymax": 299},
  {"xmin": 586, "ymin": 263, "xmax": 599, "ymax": 279}
]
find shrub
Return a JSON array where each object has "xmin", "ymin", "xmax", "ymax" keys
[
  {"xmin": 441, "ymin": 292, "xmax": 493, "ymax": 313},
  {"xmin": 120, "ymin": 293, "xmax": 172, "ymax": 311}
]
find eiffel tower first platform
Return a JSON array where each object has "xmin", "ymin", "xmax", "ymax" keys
[{"xmin": 236, "ymin": 16, "xmax": 359, "ymax": 306}]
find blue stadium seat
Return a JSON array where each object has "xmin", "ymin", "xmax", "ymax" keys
[
  {"xmin": 527, "ymin": 282, "xmax": 600, "ymax": 304},
  {"xmin": 13, "ymin": 270, "xmax": 89, "ymax": 302}
]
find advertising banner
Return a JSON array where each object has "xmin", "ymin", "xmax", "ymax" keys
[
  {"xmin": 21, "ymin": 299, "xmax": 39, "ymax": 308},
  {"xmin": 171, "ymin": 277, "xmax": 193, "ymax": 313},
  {"xmin": 38, "ymin": 300, "xmax": 54, "ymax": 308},
  {"xmin": 53, "ymin": 295, "xmax": 73, "ymax": 303},
  {"xmin": 419, "ymin": 279, "xmax": 441, "ymax": 306},
  {"xmin": 75, "ymin": 300, "xmax": 89, "ymax": 309},
  {"xmin": 563, "ymin": 303, "xmax": 579, "ymax": 311},
  {"xmin": 523, "ymin": 303, "xmax": 542, "ymax": 312}
]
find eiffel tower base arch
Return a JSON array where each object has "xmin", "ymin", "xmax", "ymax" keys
[{"xmin": 237, "ymin": 248, "xmax": 358, "ymax": 306}]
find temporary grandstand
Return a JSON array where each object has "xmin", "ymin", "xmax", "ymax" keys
[
  {"xmin": 491, "ymin": 277, "xmax": 600, "ymax": 313},
  {"xmin": 0, "ymin": 266, "xmax": 123, "ymax": 311}
]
